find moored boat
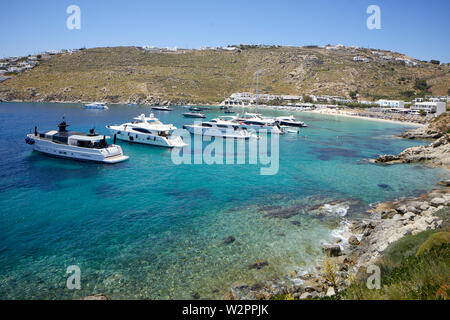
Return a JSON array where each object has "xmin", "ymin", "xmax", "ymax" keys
[
  {"xmin": 25, "ymin": 118, "xmax": 128, "ymax": 163},
  {"xmin": 152, "ymin": 106, "xmax": 173, "ymax": 111},
  {"xmin": 84, "ymin": 102, "xmax": 109, "ymax": 110},
  {"xmin": 107, "ymin": 113, "xmax": 187, "ymax": 148},
  {"xmin": 183, "ymin": 112, "xmax": 206, "ymax": 118},
  {"xmin": 183, "ymin": 120, "xmax": 257, "ymax": 139},
  {"xmin": 276, "ymin": 115, "xmax": 308, "ymax": 127}
]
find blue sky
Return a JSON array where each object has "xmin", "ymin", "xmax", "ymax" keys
[{"xmin": 1, "ymin": 0, "xmax": 449, "ymax": 62}]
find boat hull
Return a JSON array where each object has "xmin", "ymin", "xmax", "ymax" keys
[
  {"xmin": 152, "ymin": 107, "xmax": 173, "ymax": 111},
  {"xmin": 279, "ymin": 120, "xmax": 307, "ymax": 127},
  {"xmin": 183, "ymin": 113, "xmax": 206, "ymax": 118},
  {"xmin": 107, "ymin": 127, "xmax": 187, "ymax": 148},
  {"xmin": 26, "ymin": 134, "xmax": 128, "ymax": 163},
  {"xmin": 183, "ymin": 125, "xmax": 255, "ymax": 139}
]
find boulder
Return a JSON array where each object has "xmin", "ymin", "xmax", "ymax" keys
[
  {"xmin": 396, "ymin": 205, "xmax": 408, "ymax": 214},
  {"xmin": 438, "ymin": 180, "xmax": 450, "ymax": 187},
  {"xmin": 326, "ymin": 287, "xmax": 336, "ymax": 297},
  {"xmin": 299, "ymin": 292, "xmax": 314, "ymax": 300},
  {"xmin": 321, "ymin": 244, "xmax": 342, "ymax": 257},
  {"xmin": 406, "ymin": 206, "xmax": 419, "ymax": 214},
  {"xmin": 419, "ymin": 202, "xmax": 430, "ymax": 211},
  {"xmin": 403, "ymin": 212, "xmax": 416, "ymax": 220},
  {"xmin": 348, "ymin": 236, "xmax": 360, "ymax": 246},
  {"xmin": 381, "ymin": 209, "xmax": 397, "ymax": 219},
  {"xmin": 430, "ymin": 198, "xmax": 446, "ymax": 206},
  {"xmin": 223, "ymin": 290, "xmax": 238, "ymax": 300}
]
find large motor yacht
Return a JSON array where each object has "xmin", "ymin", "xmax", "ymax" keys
[
  {"xmin": 183, "ymin": 120, "xmax": 257, "ymax": 139},
  {"xmin": 215, "ymin": 113, "xmax": 284, "ymax": 134},
  {"xmin": 106, "ymin": 113, "xmax": 187, "ymax": 148},
  {"xmin": 25, "ymin": 118, "xmax": 128, "ymax": 163}
]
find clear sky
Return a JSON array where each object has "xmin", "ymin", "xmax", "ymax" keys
[{"xmin": 1, "ymin": 0, "xmax": 449, "ymax": 62}]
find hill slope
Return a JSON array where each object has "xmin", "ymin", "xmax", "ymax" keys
[{"xmin": 0, "ymin": 46, "xmax": 449, "ymax": 104}]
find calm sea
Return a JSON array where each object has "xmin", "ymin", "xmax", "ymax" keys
[{"xmin": 0, "ymin": 102, "xmax": 447, "ymax": 299}]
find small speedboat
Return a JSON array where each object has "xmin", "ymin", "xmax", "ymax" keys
[
  {"xmin": 127, "ymin": 103, "xmax": 138, "ymax": 107},
  {"xmin": 189, "ymin": 107, "xmax": 201, "ymax": 112},
  {"xmin": 152, "ymin": 106, "xmax": 173, "ymax": 111},
  {"xmin": 281, "ymin": 126, "xmax": 300, "ymax": 134},
  {"xmin": 224, "ymin": 110, "xmax": 235, "ymax": 114},
  {"xmin": 84, "ymin": 102, "xmax": 109, "ymax": 110},
  {"xmin": 26, "ymin": 118, "xmax": 128, "ymax": 163},
  {"xmin": 183, "ymin": 112, "xmax": 206, "ymax": 118}
]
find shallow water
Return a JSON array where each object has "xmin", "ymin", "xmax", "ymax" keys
[{"xmin": 0, "ymin": 102, "xmax": 447, "ymax": 299}]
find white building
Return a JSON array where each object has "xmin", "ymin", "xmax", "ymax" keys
[
  {"xmin": 377, "ymin": 99, "xmax": 405, "ymax": 108},
  {"xmin": 353, "ymin": 56, "xmax": 369, "ymax": 62},
  {"xmin": 411, "ymin": 102, "xmax": 446, "ymax": 116}
]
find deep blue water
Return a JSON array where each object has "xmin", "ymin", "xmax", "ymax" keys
[{"xmin": 0, "ymin": 102, "xmax": 447, "ymax": 299}]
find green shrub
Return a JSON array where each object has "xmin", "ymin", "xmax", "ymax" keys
[
  {"xmin": 342, "ymin": 243, "xmax": 450, "ymax": 300},
  {"xmin": 416, "ymin": 232, "xmax": 450, "ymax": 256},
  {"xmin": 384, "ymin": 230, "xmax": 436, "ymax": 265}
]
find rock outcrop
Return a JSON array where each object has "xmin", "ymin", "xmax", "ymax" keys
[{"xmin": 375, "ymin": 133, "xmax": 450, "ymax": 168}]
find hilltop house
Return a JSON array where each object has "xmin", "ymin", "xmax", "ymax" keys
[{"xmin": 353, "ymin": 56, "xmax": 369, "ymax": 62}]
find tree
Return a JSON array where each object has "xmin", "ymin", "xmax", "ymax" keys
[
  {"xmin": 430, "ymin": 60, "xmax": 440, "ymax": 65},
  {"xmin": 448, "ymin": 88, "xmax": 450, "ymax": 96},
  {"xmin": 414, "ymin": 79, "xmax": 429, "ymax": 91},
  {"xmin": 303, "ymin": 95, "xmax": 313, "ymax": 103},
  {"xmin": 349, "ymin": 91, "xmax": 357, "ymax": 100}
]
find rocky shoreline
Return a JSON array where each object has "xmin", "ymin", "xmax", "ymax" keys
[
  {"xmin": 375, "ymin": 114, "xmax": 450, "ymax": 169},
  {"xmin": 222, "ymin": 183, "xmax": 449, "ymax": 300}
]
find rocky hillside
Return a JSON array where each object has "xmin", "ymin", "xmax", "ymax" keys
[{"xmin": 0, "ymin": 46, "xmax": 449, "ymax": 104}]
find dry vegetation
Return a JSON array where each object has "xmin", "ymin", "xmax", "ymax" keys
[{"xmin": 0, "ymin": 46, "xmax": 449, "ymax": 104}]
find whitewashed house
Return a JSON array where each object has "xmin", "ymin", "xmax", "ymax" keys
[
  {"xmin": 377, "ymin": 99, "xmax": 405, "ymax": 108},
  {"xmin": 411, "ymin": 101, "xmax": 446, "ymax": 116}
]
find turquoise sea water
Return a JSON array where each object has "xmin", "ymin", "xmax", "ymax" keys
[{"xmin": 0, "ymin": 102, "xmax": 448, "ymax": 299}]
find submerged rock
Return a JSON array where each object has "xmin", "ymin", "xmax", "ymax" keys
[
  {"xmin": 378, "ymin": 184, "xmax": 393, "ymax": 190},
  {"xmin": 221, "ymin": 236, "xmax": 236, "ymax": 245},
  {"xmin": 191, "ymin": 292, "xmax": 200, "ymax": 299},
  {"xmin": 248, "ymin": 260, "xmax": 269, "ymax": 270}
]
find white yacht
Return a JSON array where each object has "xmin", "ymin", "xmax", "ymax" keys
[
  {"xmin": 183, "ymin": 120, "xmax": 257, "ymax": 139},
  {"xmin": 84, "ymin": 102, "xmax": 109, "ymax": 110},
  {"xmin": 218, "ymin": 113, "xmax": 284, "ymax": 134},
  {"xmin": 106, "ymin": 113, "xmax": 187, "ymax": 148},
  {"xmin": 25, "ymin": 118, "xmax": 128, "ymax": 163},
  {"xmin": 275, "ymin": 115, "xmax": 307, "ymax": 127},
  {"xmin": 152, "ymin": 106, "xmax": 173, "ymax": 111}
]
